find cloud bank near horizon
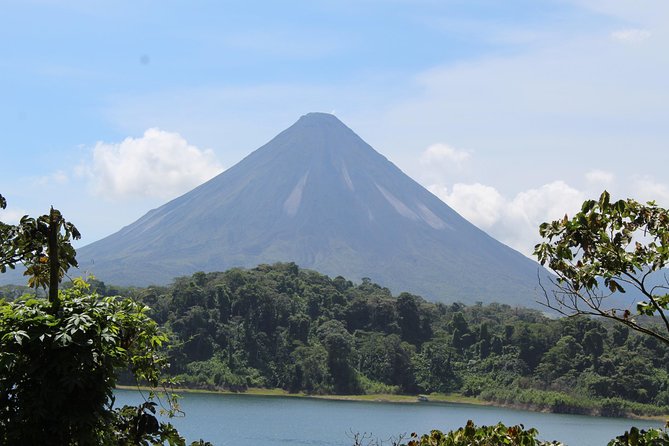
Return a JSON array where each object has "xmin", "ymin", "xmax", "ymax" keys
[
  {"xmin": 79, "ymin": 129, "xmax": 224, "ymax": 200},
  {"xmin": 426, "ymin": 171, "xmax": 669, "ymax": 257}
]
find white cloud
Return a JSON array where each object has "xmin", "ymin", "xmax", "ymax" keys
[
  {"xmin": 433, "ymin": 177, "xmax": 669, "ymax": 257},
  {"xmin": 611, "ymin": 29, "xmax": 652, "ymax": 43},
  {"xmin": 81, "ymin": 128, "xmax": 223, "ymax": 200},
  {"xmin": 418, "ymin": 143, "xmax": 473, "ymax": 185},
  {"xmin": 585, "ymin": 169, "xmax": 614, "ymax": 186},
  {"xmin": 506, "ymin": 181, "xmax": 584, "ymax": 230},
  {"xmin": 631, "ymin": 176, "xmax": 669, "ymax": 207},
  {"xmin": 430, "ymin": 180, "xmax": 584, "ymax": 257},
  {"xmin": 429, "ymin": 182, "xmax": 503, "ymax": 228},
  {"xmin": 420, "ymin": 143, "xmax": 471, "ymax": 166}
]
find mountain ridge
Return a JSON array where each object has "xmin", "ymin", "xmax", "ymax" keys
[{"xmin": 27, "ymin": 113, "xmax": 548, "ymax": 306}]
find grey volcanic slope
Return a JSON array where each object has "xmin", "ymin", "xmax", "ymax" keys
[{"xmin": 75, "ymin": 113, "xmax": 544, "ymax": 306}]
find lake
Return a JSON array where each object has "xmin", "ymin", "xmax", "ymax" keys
[{"xmin": 114, "ymin": 389, "xmax": 664, "ymax": 446}]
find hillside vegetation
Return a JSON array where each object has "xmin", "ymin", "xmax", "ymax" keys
[
  {"xmin": 49, "ymin": 263, "xmax": 668, "ymax": 419},
  {"xmin": 4, "ymin": 262, "xmax": 666, "ymax": 418}
]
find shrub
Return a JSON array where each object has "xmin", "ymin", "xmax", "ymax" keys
[
  {"xmin": 0, "ymin": 280, "xmax": 184, "ymax": 445},
  {"xmin": 607, "ymin": 426, "xmax": 669, "ymax": 446},
  {"xmin": 400, "ymin": 420, "xmax": 564, "ymax": 446}
]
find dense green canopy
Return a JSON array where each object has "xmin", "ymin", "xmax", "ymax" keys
[{"xmin": 75, "ymin": 263, "xmax": 669, "ymax": 419}]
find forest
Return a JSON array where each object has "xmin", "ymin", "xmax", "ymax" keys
[{"xmin": 12, "ymin": 261, "xmax": 661, "ymax": 419}]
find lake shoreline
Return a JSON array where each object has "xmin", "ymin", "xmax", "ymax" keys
[
  {"xmin": 115, "ymin": 385, "xmax": 667, "ymax": 422},
  {"xmin": 116, "ymin": 385, "xmax": 483, "ymax": 405}
]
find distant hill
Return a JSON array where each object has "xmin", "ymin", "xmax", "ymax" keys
[{"xmin": 20, "ymin": 113, "xmax": 550, "ymax": 306}]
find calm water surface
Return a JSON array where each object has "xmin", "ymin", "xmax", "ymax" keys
[{"xmin": 114, "ymin": 389, "xmax": 663, "ymax": 446}]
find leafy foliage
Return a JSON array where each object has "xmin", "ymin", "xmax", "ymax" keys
[
  {"xmin": 535, "ymin": 191, "xmax": 669, "ymax": 344},
  {"xmin": 607, "ymin": 425, "xmax": 669, "ymax": 446},
  {"xmin": 0, "ymin": 194, "xmax": 207, "ymax": 445},
  {"xmin": 113, "ymin": 263, "xmax": 669, "ymax": 418},
  {"xmin": 400, "ymin": 420, "xmax": 563, "ymax": 446},
  {"xmin": 0, "ymin": 278, "xmax": 188, "ymax": 444},
  {"xmin": 0, "ymin": 205, "xmax": 80, "ymax": 290}
]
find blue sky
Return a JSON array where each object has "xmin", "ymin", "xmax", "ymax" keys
[{"xmin": 1, "ymin": 0, "xmax": 667, "ymax": 256}]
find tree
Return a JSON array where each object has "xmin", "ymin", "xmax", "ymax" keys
[
  {"xmin": 0, "ymin": 280, "xmax": 183, "ymax": 444},
  {"xmin": 357, "ymin": 333, "xmax": 414, "ymax": 391},
  {"xmin": 0, "ymin": 195, "xmax": 80, "ymax": 303},
  {"xmin": 0, "ymin": 194, "xmax": 207, "ymax": 445},
  {"xmin": 290, "ymin": 343, "xmax": 330, "ymax": 393},
  {"xmin": 413, "ymin": 340, "xmax": 458, "ymax": 393},
  {"xmin": 317, "ymin": 320, "xmax": 360, "ymax": 393},
  {"xmin": 534, "ymin": 191, "xmax": 669, "ymax": 345}
]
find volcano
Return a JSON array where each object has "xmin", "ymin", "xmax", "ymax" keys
[{"xmin": 75, "ymin": 113, "xmax": 544, "ymax": 306}]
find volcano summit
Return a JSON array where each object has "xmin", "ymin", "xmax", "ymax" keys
[{"xmin": 75, "ymin": 113, "xmax": 543, "ymax": 306}]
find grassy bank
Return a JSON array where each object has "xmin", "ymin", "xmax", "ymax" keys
[{"xmin": 116, "ymin": 385, "xmax": 482, "ymax": 405}]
